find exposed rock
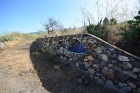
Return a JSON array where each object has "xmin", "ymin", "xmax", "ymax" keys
[
  {"xmin": 88, "ymin": 55, "xmax": 94, "ymax": 60},
  {"xmin": 114, "ymin": 66, "xmax": 123, "ymax": 73},
  {"xmin": 99, "ymin": 54, "xmax": 108, "ymax": 62},
  {"xmin": 119, "ymin": 62, "xmax": 132, "ymax": 69},
  {"xmin": 108, "ymin": 64, "xmax": 113, "ymax": 68},
  {"xmin": 73, "ymin": 57, "xmax": 78, "ymax": 61},
  {"xmin": 77, "ymin": 77, "xmax": 83, "ymax": 84},
  {"xmin": 93, "ymin": 39, "xmax": 97, "ymax": 43},
  {"xmin": 106, "ymin": 80, "xmax": 113, "ymax": 85},
  {"xmin": 124, "ymin": 71, "xmax": 138, "ymax": 79},
  {"xmin": 102, "ymin": 67, "xmax": 115, "ymax": 80},
  {"xmin": 93, "ymin": 64, "xmax": 99, "ymax": 72},
  {"xmin": 94, "ymin": 47, "xmax": 102, "ymax": 53},
  {"xmin": 89, "ymin": 61, "xmax": 93, "ymax": 65},
  {"xmin": 111, "ymin": 60, "xmax": 118, "ymax": 64},
  {"xmin": 119, "ymin": 82, "xmax": 127, "ymax": 87},
  {"xmin": 131, "ymin": 61, "xmax": 140, "ymax": 67},
  {"xmin": 79, "ymin": 64, "xmax": 87, "ymax": 71},
  {"xmin": 88, "ymin": 68, "xmax": 95, "ymax": 74},
  {"xmin": 100, "ymin": 61, "xmax": 108, "ymax": 66},
  {"xmin": 101, "ymin": 46, "xmax": 107, "ymax": 51},
  {"xmin": 84, "ymin": 59, "xmax": 88, "ymax": 61},
  {"xmin": 108, "ymin": 48, "xmax": 114, "ymax": 51},
  {"xmin": 127, "ymin": 82, "xmax": 136, "ymax": 88},
  {"xmin": 78, "ymin": 60, "xmax": 82, "ymax": 64},
  {"xmin": 138, "ymin": 88, "xmax": 140, "ymax": 92},
  {"xmin": 93, "ymin": 59, "xmax": 100, "ymax": 64},
  {"xmin": 83, "ymin": 62, "xmax": 90, "ymax": 68},
  {"xmin": 133, "ymin": 68, "xmax": 140, "ymax": 72},
  {"xmin": 88, "ymin": 40, "xmax": 94, "ymax": 44},
  {"xmin": 116, "ymin": 73, "xmax": 130, "ymax": 82},
  {"xmin": 121, "ymin": 87, "xmax": 131, "ymax": 92},
  {"xmin": 75, "ymin": 62, "xmax": 79, "ymax": 67},
  {"xmin": 118, "ymin": 55, "xmax": 130, "ymax": 61}
]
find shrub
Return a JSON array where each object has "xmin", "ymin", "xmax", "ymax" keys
[
  {"xmin": 119, "ymin": 11, "xmax": 140, "ymax": 56},
  {"xmin": 86, "ymin": 20, "xmax": 109, "ymax": 41}
]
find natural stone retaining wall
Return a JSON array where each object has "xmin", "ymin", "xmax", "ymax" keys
[{"xmin": 34, "ymin": 33, "xmax": 140, "ymax": 93}]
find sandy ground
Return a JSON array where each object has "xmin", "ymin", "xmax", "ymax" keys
[{"xmin": 0, "ymin": 39, "xmax": 49, "ymax": 93}]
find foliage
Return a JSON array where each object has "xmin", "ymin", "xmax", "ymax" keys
[
  {"xmin": 120, "ymin": 11, "xmax": 140, "ymax": 42},
  {"xmin": 119, "ymin": 11, "xmax": 140, "ymax": 56},
  {"xmin": 103, "ymin": 17, "xmax": 109, "ymax": 25},
  {"xmin": 86, "ymin": 20, "xmax": 109, "ymax": 41},
  {"xmin": 110, "ymin": 18, "xmax": 117, "ymax": 25}
]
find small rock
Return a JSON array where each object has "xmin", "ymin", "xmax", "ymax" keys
[
  {"xmin": 116, "ymin": 73, "xmax": 130, "ymax": 81},
  {"xmin": 94, "ymin": 59, "xmax": 100, "ymax": 63},
  {"xmin": 95, "ymin": 76, "xmax": 104, "ymax": 82},
  {"xmin": 124, "ymin": 71, "xmax": 138, "ymax": 79},
  {"xmin": 89, "ymin": 61, "xmax": 93, "ymax": 65},
  {"xmin": 133, "ymin": 68, "xmax": 140, "ymax": 72},
  {"xmin": 108, "ymin": 64, "xmax": 113, "ymax": 67},
  {"xmin": 138, "ymin": 88, "xmax": 140, "ymax": 92},
  {"xmin": 93, "ymin": 39, "xmax": 97, "ymax": 43},
  {"xmin": 77, "ymin": 78, "xmax": 83, "ymax": 84},
  {"xmin": 106, "ymin": 80, "xmax": 113, "ymax": 85},
  {"xmin": 102, "ymin": 67, "xmax": 115, "ymax": 80},
  {"xmin": 130, "ymin": 57, "xmax": 135, "ymax": 61},
  {"xmin": 99, "ymin": 54, "xmax": 108, "ymax": 61},
  {"xmin": 101, "ymin": 46, "xmax": 107, "ymax": 51},
  {"xmin": 75, "ymin": 62, "xmax": 79, "ymax": 67},
  {"xmin": 108, "ymin": 48, "xmax": 114, "ymax": 51},
  {"xmin": 120, "ymin": 62, "xmax": 132, "ymax": 69},
  {"xmin": 88, "ymin": 40, "xmax": 94, "ymax": 44},
  {"xmin": 84, "ymin": 59, "xmax": 88, "ymax": 61},
  {"xmin": 101, "ymin": 61, "xmax": 108, "ymax": 66},
  {"xmin": 93, "ymin": 64, "xmax": 99, "ymax": 71},
  {"xmin": 118, "ymin": 55, "xmax": 130, "ymax": 61},
  {"xmin": 83, "ymin": 62, "xmax": 90, "ymax": 68},
  {"xmin": 73, "ymin": 57, "xmax": 78, "ymax": 60},
  {"xmin": 94, "ymin": 47, "xmax": 102, "ymax": 53},
  {"xmin": 111, "ymin": 60, "xmax": 118, "ymax": 63},
  {"xmin": 119, "ymin": 82, "xmax": 127, "ymax": 87},
  {"xmin": 127, "ymin": 82, "xmax": 136, "ymax": 88},
  {"xmin": 121, "ymin": 87, "xmax": 131, "ymax": 92},
  {"xmin": 114, "ymin": 66, "xmax": 123, "ymax": 73},
  {"xmin": 88, "ymin": 68, "xmax": 95, "ymax": 74},
  {"xmin": 89, "ymin": 75, "xmax": 93, "ymax": 78},
  {"xmin": 88, "ymin": 55, "xmax": 94, "ymax": 60}
]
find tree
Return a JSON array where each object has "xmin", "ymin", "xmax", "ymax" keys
[
  {"xmin": 41, "ymin": 18, "xmax": 59, "ymax": 34},
  {"xmin": 103, "ymin": 17, "xmax": 109, "ymax": 25},
  {"xmin": 110, "ymin": 18, "xmax": 117, "ymax": 25}
]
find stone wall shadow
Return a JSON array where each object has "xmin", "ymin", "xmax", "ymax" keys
[
  {"xmin": 29, "ymin": 38, "xmax": 118, "ymax": 93},
  {"xmin": 29, "ymin": 38, "xmax": 90, "ymax": 93}
]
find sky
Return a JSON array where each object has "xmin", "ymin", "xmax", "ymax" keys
[{"xmin": 0, "ymin": 0, "xmax": 138, "ymax": 35}]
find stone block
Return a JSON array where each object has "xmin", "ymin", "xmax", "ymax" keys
[
  {"xmin": 88, "ymin": 55, "xmax": 94, "ymax": 60},
  {"xmin": 88, "ymin": 68, "xmax": 95, "ymax": 74},
  {"xmin": 102, "ymin": 67, "xmax": 115, "ymax": 80}
]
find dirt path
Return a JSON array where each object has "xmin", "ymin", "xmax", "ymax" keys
[{"xmin": 0, "ymin": 39, "xmax": 49, "ymax": 93}]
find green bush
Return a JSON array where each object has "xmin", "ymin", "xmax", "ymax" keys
[
  {"xmin": 86, "ymin": 20, "xmax": 109, "ymax": 41},
  {"xmin": 120, "ymin": 11, "xmax": 140, "ymax": 42},
  {"xmin": 119, "ymin": 11, "xmax": 140, "ymax": 56}
]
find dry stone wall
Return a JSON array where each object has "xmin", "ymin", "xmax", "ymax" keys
[{"xmin": 34, "ymin": 33, "xmax": 140, "ymax": 93}]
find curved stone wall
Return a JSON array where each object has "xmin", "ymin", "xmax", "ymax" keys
[{"xmin": 34, "ymin": 33, "xmax": 140, "ymax": 93}]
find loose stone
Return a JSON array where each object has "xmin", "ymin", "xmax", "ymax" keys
[{"xmin": 118, "ymin": 55, "xmax": 130, "ymax": 61}]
